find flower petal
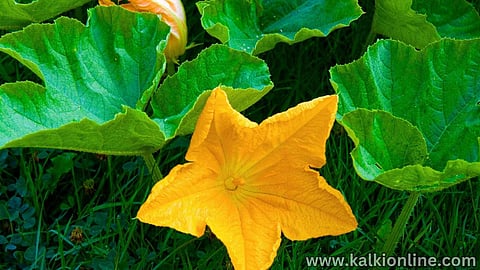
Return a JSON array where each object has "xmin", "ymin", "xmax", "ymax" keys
[
  {"xmin": 137, "ymin": 162, "xmax": 222, "ymax": 237},
  {"xmin": 252, "ymin": 171, "xmax": 358, "ymax": 240},
  {"xmin": 240, "ymin": 94, "xmax": 338, "ymax": 182},
  {"xmin": 186, "ymin": 88, "xmax": 258, "ymax": 171},
  {"xmin": 210, "ymin": 198, "xmax": 282, "ymax": 270}
]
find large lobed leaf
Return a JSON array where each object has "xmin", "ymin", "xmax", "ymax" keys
[
  {"xmin": 0, "ymin": 6, "xmax": 275, "ymax": 155},
  {"xmin": 330, "ymin": 39, "xmax": 480, "ymax": 192},
  {"xmin": 151, "ymin": 44, "xmax": 273, "ymax": 139},
  {"xmin": 0, "ymin": 0, "xmax": 92, "ymax": 30},
  {"xmin": 197, "ymin": 0, "xmax": 363, "ymax": 55},
  {"xmin": 0, "ymin": 6, "xmax": 169, "ymax": 155},
  {"xmin": 373, "ymin": 0, "xmax": 480, "ymax": 48},
  {"xmin": 412, "ymin": 0, "xmax": 480, "ymax": 40}
]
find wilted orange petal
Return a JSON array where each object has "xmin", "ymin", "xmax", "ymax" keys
[
  {"xmin": 129, "ymin": 0, "xmax": 187, "ymax": 62},
  {"xmin": 98, "ymin": 0, "xmax": 187, "ymax": 62},
  {"xmin": 98, "ymin": 0, "xmax": 115, "ymax": 6}
]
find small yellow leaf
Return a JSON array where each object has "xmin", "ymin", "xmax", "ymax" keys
[{"xmin": 137, "ymin": 87, "xmax": 357, "ymax": 270}]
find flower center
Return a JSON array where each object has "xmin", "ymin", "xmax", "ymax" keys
[{"xmin": 224, "ymin": 176, "xmax": 246, "ymax": 191}]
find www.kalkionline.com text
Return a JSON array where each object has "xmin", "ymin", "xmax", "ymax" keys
[{"xmin": 305, "ymin": 253, "xmax": 477, "ymax": 268}]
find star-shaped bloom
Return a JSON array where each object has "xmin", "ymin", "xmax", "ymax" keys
[{"xmin": 137, "ymin": 87, "xmax": 357, "ymax": 269}]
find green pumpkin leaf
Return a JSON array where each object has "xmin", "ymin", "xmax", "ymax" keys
[
  {"xmin": 330, "ymin": 39, "xmax": 480, "ymax": 192},
  {"xmin": 342, "ymin": 109, "xmax": 479, "ymax": 191},
  {"xmin": 374, "ymin": 160, "xmax": 480, "ymax": 192},
  {"xmin": 373, "ymin": 0, "xmax": 480, "ymax": 48},
  {"xmin": 412, "ymin": 0, "xmax": 480, "ymax": 40},
  {"xmin": 197, "ymin": 0, "xmax": 363, "ymax": 55},
  {"xmin": 0, "ymin": 6, "xmax": 169, "ymax": 155},
  {"xmin": 342, "ymin": 110, "xmax": 428, "ymax": 180},
  {"xmin": 372, "ymin": 0, "xmax": 440, "ymax": 48},
  {"xmin": 152, "ymin": 44, "xmax": 273, "ymax": 138},
  {"xmin": 0, "ymin": 0, "xmax": 92, "ymax": 30}
]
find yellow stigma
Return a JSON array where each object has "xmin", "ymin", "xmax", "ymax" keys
[{"xmin": 224, "ymin": 176, "xmax": 246, "ymax": 191}]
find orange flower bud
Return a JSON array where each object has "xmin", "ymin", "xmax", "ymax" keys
[{"xmin": 99, "ymin": 0, "xmax": 187, "ymax": 63}]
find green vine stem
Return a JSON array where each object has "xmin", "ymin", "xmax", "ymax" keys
[
  {"xmin": 143, "ymin": 153, "xmax": 163, "ymax": 181},
  {"xmin": 166, "ymin": 61, "xmax": 176, "ymax": 76},
  {"xmin": 381, "ymin": 192, "xmax": 421, "ymax": 256},
  {"xmin": 362, "ymin": 27, "xmax": 377, "ymax": 54},
  {"xmin": 141, "ymin": 62, "xmax": 176, "ymax": 180}
]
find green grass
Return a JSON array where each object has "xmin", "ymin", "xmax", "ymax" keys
[{"xmin": 1, "ymin": 0, "xmax": 479, "ymax": 269}]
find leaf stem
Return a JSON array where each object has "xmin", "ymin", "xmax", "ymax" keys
[
  {"xmin": 142, "ymin": 153, "xmax": 163, "ymax": 181},
  {"xmin": 166, "ymin": 61, "xmax": 176, "ymax": 76},
  {"xmin": 361, "ymin": 27, "xmax": 377, "ymax": 54},
  {"xmin": 381, "ymin": 192, "xmax": 421, "ymax": 256},
  {"xmin": 362, "ymin": 0, "xmax": 378, "ymax": 54}
]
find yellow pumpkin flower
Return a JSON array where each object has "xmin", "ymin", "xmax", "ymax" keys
[
  {"xmin": 99, "ymin": 0, "xmax": 187, "ymax": 63},
  {"xmin": 137, "ymin": 87, "xmax": 357, "ymax": 270}
]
